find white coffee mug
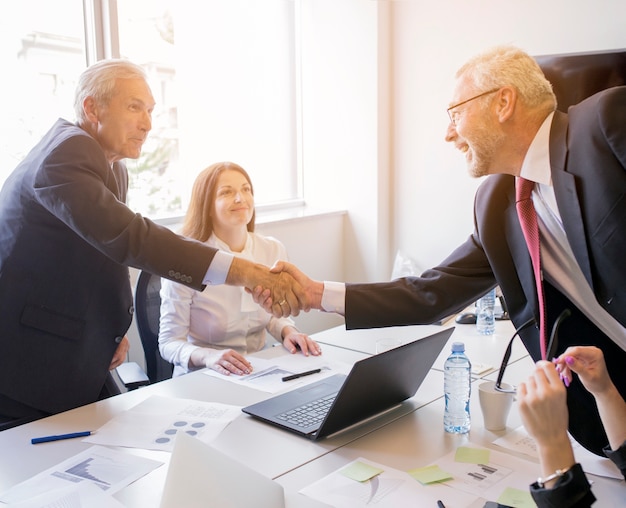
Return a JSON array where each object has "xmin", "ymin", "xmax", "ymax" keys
[{"xmin": 478, "ymin": 380, "xmax": 515, "ymax": 431}]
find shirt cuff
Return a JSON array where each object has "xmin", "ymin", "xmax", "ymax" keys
[
  {"xmin": 603, "ymin": 440, "xmax": 626, "ymax": 478},
  {"xmin": 530, "ymin": 463, "xmax": 596, "ymax": 508},
  {"xmin": 321, "ymin": 281, "xmax": 346, "ymax": 315},
  {"xmin": 203, "ymin": 251, "xmax": 234, "ymax": 285}
]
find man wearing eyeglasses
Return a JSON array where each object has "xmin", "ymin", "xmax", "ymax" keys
[{"xmin": 256, "ymin": 45, "xmax": 626, "ymax": 465}]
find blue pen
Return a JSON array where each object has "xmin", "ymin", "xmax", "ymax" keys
[{"xmin": 31, "ymin": 431, "xmax": 93, "ymax": 444}]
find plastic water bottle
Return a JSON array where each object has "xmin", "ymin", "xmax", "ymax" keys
[
  {"xmin": 444, "ymin": 341, "xmax": 471, "ymax": 434},
  {"xmin": 476, "ymin": 288, "xmax": 496, "ymax": 335}
]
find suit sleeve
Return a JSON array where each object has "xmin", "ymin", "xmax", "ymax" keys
[{"xmin": 33, "ymin": 133, "xmax": 216, "ymax": 290}]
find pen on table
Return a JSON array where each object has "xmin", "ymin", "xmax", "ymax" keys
[
  {"xmin": 282, "ymin": 368, "xmax": 321, "ymax": 382},
  {"xmin": 437, "ymin": 501, "xmax": 446, "ymax": 508},
  {"xmin": 31, "ymin": 431, "xmax": 93, "ymax": 445}
]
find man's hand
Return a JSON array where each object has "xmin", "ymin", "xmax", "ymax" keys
[
  {"xmin": 226, "ymin": 258, "xmax": 309, "ymax": 317},
  {"xmin": 109, "ymin": 336, "xmax": 130, "ymax": 370},
  {"xmin": 249, "ymin": 261, "xmax": 324, "ymax": 315}
]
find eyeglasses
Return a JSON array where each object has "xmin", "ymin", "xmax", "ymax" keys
[
  {"xmin": 494, "ymin": 309, "xmax": 572, "ymax": 393},
  {"xmin": 447, "ymin": 88, "xmax": 500, "ymax": 125}
]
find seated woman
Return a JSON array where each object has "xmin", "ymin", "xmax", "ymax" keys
[
  {"xmin": 158, "ymin": 161, "xmax": 321, "ymax": 377},
  {"xmin": 517, "ymin": 346, "xmax": 626, "ymax": 507}
]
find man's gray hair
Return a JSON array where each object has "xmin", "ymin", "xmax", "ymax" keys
[
  {"xmin": 74, "ymin": 59, "xmax": 147, "ymax": 124},
  {"xmin": 457, "ymin": 45, "xmax": 557, "ymax": 112}
]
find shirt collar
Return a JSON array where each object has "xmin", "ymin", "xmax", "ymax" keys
[{"xmin": 519, "ymin": 111, "xmax": 554, "ymax": 186}]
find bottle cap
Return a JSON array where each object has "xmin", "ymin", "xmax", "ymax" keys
[{"xmin": 451, "ymin": 341, "xmax": 465, "ymax": 353}]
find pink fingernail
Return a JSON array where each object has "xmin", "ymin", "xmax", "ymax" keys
[
  {"xmin": 565, "ymin": 356, "xmax": 574, "ymax": 365},
  {"xmin": 564, "ymin": 376, "xmax": 570, "ymax": 387}
]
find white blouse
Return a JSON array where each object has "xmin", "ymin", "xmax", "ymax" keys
[{"xmin": 158, "ymin": 232, "xmax": 295, "ymax": 376}]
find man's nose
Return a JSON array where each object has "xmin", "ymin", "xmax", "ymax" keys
[
  {"xmin": 444, "ymin": 122, "xmax": 457, "ymax": 143},
  {"xmin": 141, "ymin": 110, "xmax": 152, "ymax": 131}
]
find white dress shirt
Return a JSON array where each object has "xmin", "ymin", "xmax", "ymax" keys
[{"xmin": 159, "ymin": 232, "xmax": 296, "ymax": 376}]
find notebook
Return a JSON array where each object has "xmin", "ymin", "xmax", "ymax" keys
[
  {"xmin": 160, "ymin": 432, "xmax": 285, "ymax": 508},
  {"xmin": 242, "ymin": 327, "xmax": 454, "ymax": 440}
]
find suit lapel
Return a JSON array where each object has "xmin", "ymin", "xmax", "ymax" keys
[
  {"xmin": 549, "ymin": 111, "xmax": 594, "ymax": 287},
  {"xmin": 109, "ymin": 161, "xmax": 128, "ymax": 203}
]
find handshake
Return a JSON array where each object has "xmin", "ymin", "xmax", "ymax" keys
[{"xmin": 229, "ymin": 258, "xmax": 324, "ymax": 318}]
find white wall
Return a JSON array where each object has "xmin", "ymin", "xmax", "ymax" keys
[{"xmin": 299, "ymin": 0, "xmax": 392, "ymax": 282}]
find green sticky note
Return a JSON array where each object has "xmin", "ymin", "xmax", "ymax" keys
[
  {"xmin": 455, "ymin": 446, "xmax": 491, "ymax": 464},
  {"xmin": 497, "ymin": 487, "xmax": 535, "ymax": 508},
  {"xmin": 408, "ymin": 464, "xmax": 453, "ymax": 485},
  {"xmin": 340, "ymin": 461, "xmax": 384, "ymax": 482}
]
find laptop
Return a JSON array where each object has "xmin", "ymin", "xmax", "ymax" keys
[
  {"xmin": 242, "ymin": 327, "xmax": 454, "ymax": 440},
  {"xmin": 160, "ymin": 432, "xmax": 285, "ymax": 508}
]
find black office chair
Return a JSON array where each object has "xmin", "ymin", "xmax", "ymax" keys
[
  {"xmin": 134, "ymin": 270, "xmax": 174, "ymax": 384},
  {"xmin": 116, "ymin": 270, "xmax": 173, "ymax": 389}
]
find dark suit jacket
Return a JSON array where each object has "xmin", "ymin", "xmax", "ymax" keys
[
  {"xmin": 345, "ymin": 86, "xmax": 626, "ymax": 455},
  {"xmin": 0, "ymin": 119, "xmax": 219, "ymax": 415}
]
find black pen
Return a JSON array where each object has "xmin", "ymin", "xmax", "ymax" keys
[
  {"xmin": 31, "ymin": 430, "xmax": 93, "ymax": 444},
  {"xmin": 437, "ymin": 501, "xmax": 446, "ymax": 508},
  {"xmin": 282, "ymin": 368, "xmax": 321, "ymax": 382}
]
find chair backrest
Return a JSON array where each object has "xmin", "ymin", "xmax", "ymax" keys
[{"xmin": 134, "ymin": 270, "xmax": 173, "ymax": 384}]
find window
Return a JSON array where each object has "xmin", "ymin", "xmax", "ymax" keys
[
  {"xmin": 0, "ymin": 0, "xmax": 86, "ymax": 184},
  {"xmin": 1, "ymin": 0, "xmax": 301, "ymax": 220}
]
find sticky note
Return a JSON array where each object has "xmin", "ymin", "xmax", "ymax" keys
[
  {"xmin": 455, "ymin": 446, "xmax": 491, "ymax": 464},
  {"xmin": 340, "ymin": 461, "xmax": 384, "ymax": 482},
  {"xmin": 408, "ymin": 464, "xmax": 453, "ymax": 484},
  {"xmin": 497, "ymin": 487, "xmax": 535, "ymax": 508}
]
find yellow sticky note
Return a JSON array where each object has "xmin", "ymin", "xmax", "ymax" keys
[
  {"xmin": 340, "ymin": 461, "xmax": 384, "ymax": 482},
  {"xmin": 408, "ymin": 464, "xmax": 453, "ymax": 485},
  {"xmin": 455, "ymin": 446, "xmax": 491, "ymax": 464},
  {"xmin": 497, "ymin": 487, "xmax": 535, "ymax": 508}
]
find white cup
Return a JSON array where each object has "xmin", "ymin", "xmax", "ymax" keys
[
  {"xmin": 478, "ymin": 380, "xmax": 515, "ymax": 431},
  {"xmin": 375, "ymin": 338, "xmax": 402, "ymax": 354}
]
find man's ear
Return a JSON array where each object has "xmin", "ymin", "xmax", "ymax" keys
[
  {"xmin": 83, "ymin": 96, "xmax": 99, "ymax": 124},
  {"xmin": 495, "ymin": 86, "xmax": 516, "ymax": 123}
]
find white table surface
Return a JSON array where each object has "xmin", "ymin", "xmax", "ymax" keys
[
  {"xmin": 276, "ymin": 355, "xmax": 626, "ymax": 506},
  {"xmin": 0, "ymin": 340, "xmax": 446, "ymax": 507},
  {"xmin": 2, "ymin": 321, "xmax": 623, "ymax": 507},
  {"xmin": 313, "ymin": 318, "xmax": 528, "ymax": 378}
]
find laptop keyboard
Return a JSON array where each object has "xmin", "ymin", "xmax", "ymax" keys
[{"xmin": 276, "ymin": 394, "xmax": 336, "ymax": 428}]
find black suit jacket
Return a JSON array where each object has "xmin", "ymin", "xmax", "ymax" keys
[
  {"xmin": 0, "ymin": 119, "xmax": 219, "ymax": 415},
  {"xmin": 345, "ymin": 87, "xmax": 626, "ymax": 455}
]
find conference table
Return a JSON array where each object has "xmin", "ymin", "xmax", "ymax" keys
[{"xmin": 0, "ymin": 320, "xmax": 623, "ymax": 507}]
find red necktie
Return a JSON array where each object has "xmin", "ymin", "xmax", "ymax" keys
[{"xmin": 516, "ymin": 177, "xmax": 547, "ymax": 359}]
